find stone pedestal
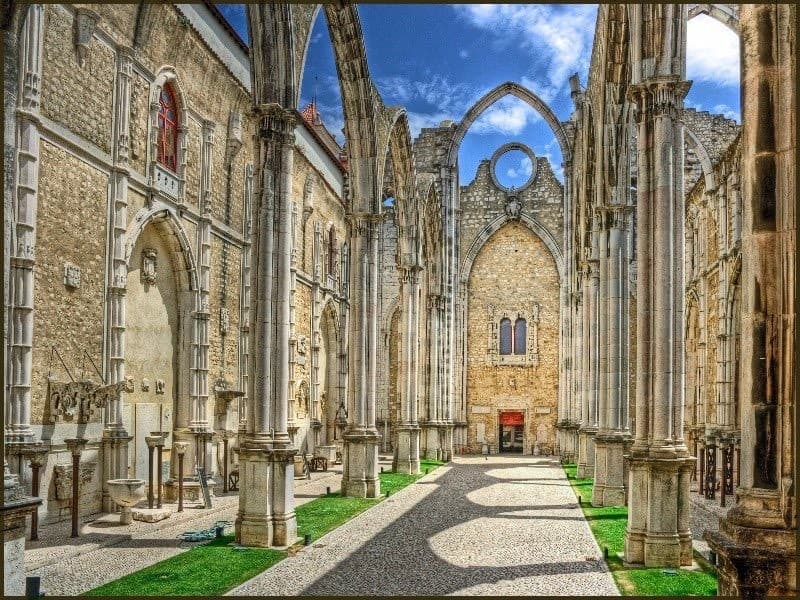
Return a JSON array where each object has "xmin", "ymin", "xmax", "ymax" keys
[
  {"xmin": 293, "ymin": 455, "xmax": 306, "ymax": 478},
  {"xmin": 576, "ymin": 427, "xmax": 596, "ymax": 478},
  {"xmin": 624, "ymin": 452, "xmax": 694, "ymax": 567},
  {"xmin": 592, "ymin": 435, "xmax": 626, "ymax": 506},
  {"xmin": 421, "ymin": 423, "xmax": 442, "ymax": 461},
  {"xmin": 235, "ymin": 442, "xmax": 298, "ymax": 547},
  {"xmin": 342, "ymin": 431, "xmax": 381, "ymax": 498},
  {"xmin": 102, "ymin": 429, "xmax": 132, "ymax": 512},
  {"xmin": 3, "ymin": 469, "xmax": 41, "ymax": 596},
  {"xmin": 705, "ymin": 488, "xmax": 796, "ymax": 597},
  {"xmin": 314, "ymin": 445, "xmax": 337, "ymax": 462},
  {"xmin": 393, "ymin": 425, "xmax": 420, "ymax": 474}
]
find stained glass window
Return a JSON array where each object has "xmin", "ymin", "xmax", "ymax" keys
[{"xmin": 157, "ymin": 85, "xmax": 179, "ymax": 171}]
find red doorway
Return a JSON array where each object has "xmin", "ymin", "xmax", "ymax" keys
[{"xmin": 499, "ymin": 411, "xmax": 524, "ymax": 453}]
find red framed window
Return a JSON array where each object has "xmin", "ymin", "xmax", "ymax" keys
[{"xmin": 157, "ymin": 85, "xmax": 179, "ymax": 172}]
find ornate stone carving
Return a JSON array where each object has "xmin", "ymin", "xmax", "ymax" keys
[
  {"xmin": 73, "ymin": 8, "xmax": 100, "ymax": 69},
  {"xmin": 141, "ymin": 379, "xmax": 150, "ymax": 392},
  {"xmin": 63, "ymin": 263, "xmax": 81, "ymax": 289},
  {"xmin": 297, "ymin": 335, "xmax": 308, "ymax": 355},
  {"xmin": 219, "ymin": 307, "xmax": 230, "ymax": 335},
  {"xmin": 48, "ymin": 378, "xmax": 132, "ymax": 424},
  {"xmin": 155, "ymin": 379, "xmax": 165, "ymax": 395},
  {"xmin": 225, "ymin": 111, "xmax": 243, "ymax": 167},
  {"xmin": 505, "ymin": 194, "xmax": 522, "ymax": 220},
  {"xmin": 53, "ymin": 462, "xmax": 96, "ymax": 500},
  {"xmin": 141, "ymin": 248, "xmax": 157, "ymax": 285},
  {"xmin": 295, "ymin": 381, "xmax": 310, "ymax": 420}
]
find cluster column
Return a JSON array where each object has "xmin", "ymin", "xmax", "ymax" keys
[
  {"xmin": 102, "ymin": 45, "xmax": 135, "ymax": 511},
  {"xmin": 340, "ymin": 213, "xmax": 381, "ymax": 498},
  {"xmin": 624, "ymin": 74, "xmax": 694, "ymax": 567},
  {"xmin": 5, "ymin": 3, "xmax": 44, "ymax": 445},
  {"xmin": 394, "ymin": 265, "xmax": 422, "ymax": 473},
  {"xmin": 423, "ymin": 293, "xmax": 443, "ymax": 460},
  {"xmin": 577, "ymin": 228, "xmax": 600, "ymax": 478},
  {"xmin": 593, "ymin": 205, "xmax": 631, "ymax": 506},
  {"xmin": 235, "ymin": 104, "xmax": 298, "ymax": 547}
]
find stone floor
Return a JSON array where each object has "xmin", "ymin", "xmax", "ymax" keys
[
  {"xmin": 230, "ymin": 455, "xmax": 619, "ymax": 596},
  {"xmin": 24, "ymin": 462, "xmax": 349, "ymax": 596}
]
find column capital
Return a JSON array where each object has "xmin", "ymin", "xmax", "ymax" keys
[
  {"xmin": 253, "ymin": 103, "xmax": 296, "ymax": 143},
  {"xmin": 627, "ymin": 76, "xmax": 691, "ymax": 118}
]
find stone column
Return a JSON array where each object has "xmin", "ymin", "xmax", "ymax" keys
[
  {"xmin": 422, "ymin": 294, "xmax": 442, "ymax": 460},
  {"xmin": 394, "ymin": 265, "xmax": 422, "ymax": 473},
  {"xmin": 440, "ymin": 165, "xmax": 457, "ymax": 461},
  {"xmin": 576, "ymin": 260, "xmax": 593, "ymax": 477},
  {"xmin": 705, "ymin": 5, "xmax": 796, "ymax": 596},
  {"xmin": 5, "ymin": 3, "xmax": 43, "ymax": 444},
  {"xmin": 102, "ymin": 45, "xmax": 135, "ymax": 512},
  {"xmin": 341, "ymin": 213, "xmax": 381, "ymax": 497},
  {"xmin": 236, "ymin": 105, "xmax": 298, "ymax": 547},
  {"xmin": 593, "ymin": 206, "xmax": 631, "ymax": 506},
  {"xmin": 624, "ymin": 65, "xmax": 694, "ymax": 566}
]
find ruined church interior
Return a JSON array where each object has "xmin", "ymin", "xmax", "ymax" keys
[{"xmin": 2, "ymin": 2, "xmax": 796, "ymax": 597}]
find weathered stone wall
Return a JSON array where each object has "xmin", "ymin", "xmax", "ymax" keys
[{"xmin": 464, "ymin": 221, "xmax": 561, "ymax": 453}]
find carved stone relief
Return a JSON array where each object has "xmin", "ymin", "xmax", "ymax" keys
[
  {"xmin": 141, "ymin": 248, "xmax": 157, "ymax": 285},
  {"xmin": 73, "ymin": 8, "xmax": 100, "ymax": 69},
  {"xmin": 53, "ymin": 462, "xmax": 96, "ymax": 500},
  {"xmin": 48, "ymin": 378, "xmax": 133, "ymax": 424},
  {"xmin": 64, "ymin": 263, "xmax": 81, "ymax": 288}
]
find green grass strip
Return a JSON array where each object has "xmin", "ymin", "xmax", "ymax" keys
[
  {"xmin": 85, "ymin": 459, "xmax": 445, "ymax": 596},
  {"xmin": 562, "ymin": 462, "xmax": 718, "ymax": 597}
]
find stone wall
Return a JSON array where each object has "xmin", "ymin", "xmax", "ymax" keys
[{"xmin": 464, "ymin": 221, "xmax": 560, "ymax": 453}]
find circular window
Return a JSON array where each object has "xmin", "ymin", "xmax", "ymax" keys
[{"xmin": 490, "ymin": 143, "xmax": 537, "ymax": 192}]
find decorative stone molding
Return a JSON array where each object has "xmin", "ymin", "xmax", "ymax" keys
[
  {"xmin": 73, "ymin": 8, "xmax": 100, "ymax": 69},
  {"xmin": 48, "ymin": 378, "xmax": 133, "ymax": 424},
  {"xmin": 225, "ymin": 111, "xmax": 243, "ymax": 168},
  {"xmin": 53, "ymin": 462, "xmax": 96, "ymax": 500},
  {"xmin": 64, "ymin": 263, "xmax": 81, "ymax": 288},
  {"xmin": 219, "ymin": 307, "xmax": 230, "ymax": 335},
  {"xmin": 140, "ymin": 247, "xmax": 157, "ymax": 284}
]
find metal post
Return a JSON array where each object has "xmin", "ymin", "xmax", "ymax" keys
[
  {"xmin": 156, "ymin": 443, "xmax": 163, "ymax": 509},
  {"xmin": 174, "ymin": 441, "xmax": 187, "ymax": 512},
  {"xmin": 223, "ymin": 435, "xmax": 229, "ymax": 493},
  {"xmin": 147, "ymin": 444, "xmax": 154, "ymax": 509},
  {"xmin": 30, "ymin": 461, "xmax": 41, "ymax": 540},
  {"xmin": 64, "ymin": 438, "xmax": 87, "ymax": 538}
]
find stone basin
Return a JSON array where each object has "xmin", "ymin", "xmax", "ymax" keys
[{"xmin": 107, "ymin": 479, "xmax": 146, "ymax": 524}]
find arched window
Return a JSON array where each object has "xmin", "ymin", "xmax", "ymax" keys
[
  {"xmin": 157, "ymin": 85, "xmax": 179, "ymax": 172},
  {"xmin": 514, "ymin": 318, "xmax": 527, "ymax": 355},
  {"xmin": 328, "ymin": 226, "xmax": 337, "ymax": 276},
  {"xmin": 499, "ymin": 318, "xmax": 512, "ymax": 355}
]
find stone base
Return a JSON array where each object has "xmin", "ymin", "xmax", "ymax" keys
[
  {"xmin": 2, "ymin": 496, "xmax": 41, "ymax": 596},
  {"xmin": 314, "ymin": 445, "xmax": 338, "ymax": 463},
  {"xmin": 593, "ymin": 435, "xmax": 626, "ymax": 506},
  {"xmin": 132, "ymin": 507, "xmax": 172, "ymax": 522},
  {"xmin": 624, "ymin": 451, "xmax": 694, "ymax": 567},
  {"xmin": 705, "ymin": 487, "xmax": 796, "ymax": 597},
  {"xmin": 235, "ymin": 440, "xmax": 298, "ymax": 548},
  {"xmin": 421, "ymin": 424, "xmax": 442, "ymax": 461},
  {"xmin": 293, "ymin": 456, "xmax": 306, "ymax": 478},
  {"xmin": 393, "ymin": 425, "xmax": 421, "ymax": 474},
  {"xmin": 342, "ymin": 430, "xmax": 381, "ymax": 498},
  {"xmin": 164, "ymin": 479, "xmax": 206, "ymax": 503},
  {"xmin": 576, "ymin": 428, "xmax": 597, "ymax": 478}
]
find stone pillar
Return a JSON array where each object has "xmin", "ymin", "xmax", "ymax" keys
[
  {"xmin": 394, "ymin": 265, "xmax": 422, "ymax": 473},
  {"xmin": 576, "ymin": 264, "xmax": 591, "ymax": 476},
  {"xmin": 341, "ymin": 213, "xmax": 381, "ymax": 498},
  {"xmin": 624, "ymin": 17, "xmax": 695, "ymax": 564},
  {"xmin": 102, "ymin": 45, "xmax": 135, "ymax": 512},
  {"xmin": 593, "ymin": 206, "xmax": 631, "ymax": 506},
  {"xmin": 705, "ymin": 5, "xmax": 796, "ymax": 596},
  {"xmin": 235, "ymin": 105, "xmax": 298, "ymax": 548},
  {"xmin": 5, "ymin": 4, "xmax": 43, "ymax": 444},
  {"xmin": 423, "ymin": 294, "xmax": 442, "ymax": 460},
  {"xmin": 579, "ymin": 242, "xmax": 600, "ymax": 479}
]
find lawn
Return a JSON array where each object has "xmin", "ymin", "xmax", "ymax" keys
[
  {"xmin": 562, "ymin": 463, "xmax": 718, "ymax": 597},
  {"xmin": 85, "ymin": 458, "xmax": 445, "ymax": 596}
]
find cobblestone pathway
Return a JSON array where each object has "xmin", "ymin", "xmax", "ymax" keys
[
  {"xmin": 25, "ymin": 464, "xmax": 349, "ymax": 596},
  {"xmin": 230, "ymin": 455, "xmax": 619, "ymax": 596}
]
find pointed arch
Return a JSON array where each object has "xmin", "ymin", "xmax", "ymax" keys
[
  {"xmin": 446, "ymin": 81, "xmax": 572, "ymax": 169},
  {"xmin": 687, "ymin": 4, "xmax": 739, "ymax": 34},
  {"xmin": 685, "ymin": 125, "xmax": 717, "ymax": 191},
  {"xmin": 460, "ymin": 214, "xmax": 564, "ymax": 284}
]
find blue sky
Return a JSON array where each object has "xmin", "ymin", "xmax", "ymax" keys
[{"xmin": 215, "ymin": 5, "xmax": 740, "ymax": 186}]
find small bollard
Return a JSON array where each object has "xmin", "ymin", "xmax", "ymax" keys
[
  {"xmin": 577, "ymin": 495, "xmax": 582, "ymax": 505},
  {"xmin": 380, "ymin": 466, "xmax": 384, "ymax": 473},
  {"xmin": 326, "ymin": 486, "xmax": 331, "ymax": 496},
  {"xmin": 386, "ymin": 490, "xmax": 391, "ymax": 497},
  {"xmin": 603, "ymin": 546, "xmax": 609, "ymax": 559},
  {"xmin": 425, "ymin": 468, "xmax": 429, "ymax": 475},
  {"xmin": 26, "ymin": 576, "xmax": 42, "ymax": 598},
  {"xmin": 304, "ymin": 533, "xmax": 312, "ymax": 546},
  {"xmin": 216, "ymin": 524, "xmax": 225, "ymax": 538}
]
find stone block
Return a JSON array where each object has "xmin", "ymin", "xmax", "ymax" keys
[{"xmin": 132, "ymin": 507, "xmax": 172, "ymax": 522}]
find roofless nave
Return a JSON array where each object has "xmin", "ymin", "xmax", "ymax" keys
[{"xmin": 2, "ymin": 3, "xmax": 795, "ymax": 597}]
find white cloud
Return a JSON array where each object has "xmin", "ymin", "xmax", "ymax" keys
[
  {"xmin": 459, "ymin": 49, "xmax": 469, "ymax": 59},
  {"xmin": 686, "ymin": 14, "xmax": 740, "ymax": 87},
  {"xmin": 471, "ymin": 95, "xmax": 541, "ymax": 136},
  {"xmin": 454, "ymin": 4, "xmax": 597, "ymax": 102},
  {"xmin": 712, "ymin": 103, "xmax": 739, "ymax": 121}
]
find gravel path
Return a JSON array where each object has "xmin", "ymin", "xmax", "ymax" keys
[
  {"xmin": 230, "ymin": 455, "xmax": 619, "ymax": 596},
  {"xmin": 25, "ymin": 464, "xmax": 350, "ymax": 596}
]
